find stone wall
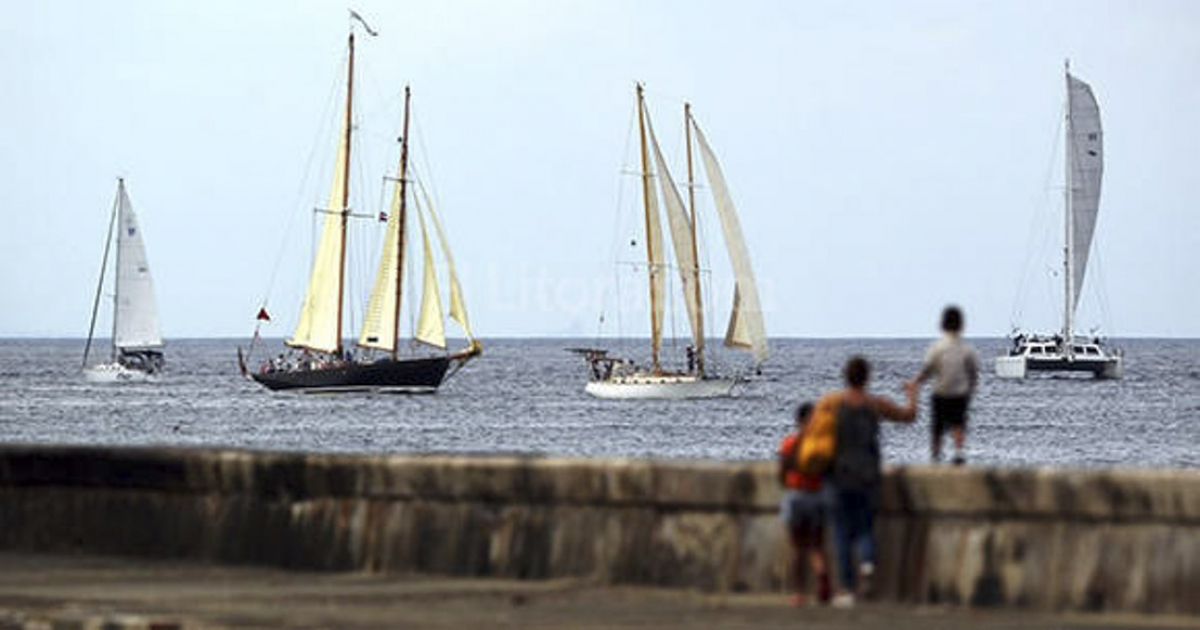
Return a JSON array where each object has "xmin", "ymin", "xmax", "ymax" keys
[{"xmin": 0, "ymin": 445, "xmax": 1196, "ymax": 615}]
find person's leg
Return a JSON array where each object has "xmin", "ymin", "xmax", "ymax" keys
[
  {"xmin": 931, "ymin": 395, "xmax": 945, "ymax": 462},
  {"xmin": 831, "ymin": 489, "xmax": 857, "ymax": 595},
  {"xmin": 788, "ymin": 525, "xmax": 806, "ymax": 605}
]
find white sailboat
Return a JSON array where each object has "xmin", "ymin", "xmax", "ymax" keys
[
  {"xmin": 82, "ymin": 178, "xmax": 165, "ymax": 383},
  {"xmin": 996, "ymin": 63, "xmax": 1122, "ymax": 380},
  {"xmin": 578, "ymin": 84, "xmax": 767, "ymax": 399},
  {"xmin": 241, "ymin": 27, "xmax": 480, "ymax": 393}
]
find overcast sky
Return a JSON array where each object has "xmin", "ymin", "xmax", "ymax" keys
[{"xmin": 2, "ymin": 0, "xmax": 1197, "ymax": 339}]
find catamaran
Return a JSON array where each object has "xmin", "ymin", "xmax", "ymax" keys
[
  {"xmin": 996, "ymin": 63, "xmax": 1122, "ymax": 379},
  {"xmin": 82, "ymin": 178, "xmax": 165, "ymax": 383},
  {"xmin": 240, "ymin": 28, "xmax": 480, "ymax": 393},
  {"xmin": 575, "ymin": 84, "xmax": 767, "ymax": 399}
]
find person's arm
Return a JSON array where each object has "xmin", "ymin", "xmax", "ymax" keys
[
  {"xmin": 777, "ymin": 436, "xmax": 794, "ymax": 486},
  {"xmin": 913, "ymin": 342, "xmax": 938, "ymax": 385},
  {"xmin": 872, "ymin": 381, "xmax": 919, "ymax": 423},
  {"xmin": 966, "ymin": 349, "xmax": 979, "ymax": 395}
]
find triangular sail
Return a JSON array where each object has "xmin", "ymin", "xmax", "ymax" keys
[
  {"xmin": 413, "ymin": 200, "xmax": 447, "ymax": 348},
  {"xmin": 289, "ymin": 77, "xmax": 351, "ymax": 354},
  {"xmin": 693, "ymin": 122, "xmax": 768, "ymax": 365},
  {"xmin": 358, "ymin": 168, "xmax": 404, "ymax": 351},
  {"xmin": 636, "ymin": 90, "xmax": 666, "ymax": 365},
  {"xmin": 420, "ymin": 183, "xmax": 474, "ymax": 340},
  {"xmin": 112, "ymin": 180, "xmax": 163, "ymax": 351},
  {"xmin": 1067, "ymin": 72, "xmax": 1103, "ymax": 315},
  {"xmin": 646, "ymin": 117, "xmax": 704, "ymax": 353}
]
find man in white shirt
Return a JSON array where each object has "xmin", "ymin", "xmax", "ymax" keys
[{"xmin": 912, "ymin": 306, "xmax": 979, "ymax": 465}]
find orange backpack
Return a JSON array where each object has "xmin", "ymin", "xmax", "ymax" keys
[{"xmin": 797, "ymin": 391, "xmax": 842, "ymax": 475}]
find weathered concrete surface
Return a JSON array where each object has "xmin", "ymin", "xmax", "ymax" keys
[
  {"xmin": 1, "ymin": 553, "xmax": 1196, "ymax": 630},
  {"xmin": 0, "ymin": 446, "xmax": 1197, "ymax": 616}
]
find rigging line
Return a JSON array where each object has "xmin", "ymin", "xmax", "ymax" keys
[
  {"xmin": 257, "ymin": 46, "xmax": 348, "ymax": 328},
  {"xmin": 1011, "ymin": 100, "xmax": 1066, "ymax": 329},
  {"xmin": 83, "ymin": 188, "xmax": 121, "ymax": 369},
  {"xmin": 600, "ymin": 101, "xmax": 639, "ymax": 344}
]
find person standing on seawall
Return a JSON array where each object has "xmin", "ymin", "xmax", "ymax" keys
[
  {"xmin": 911, "ymin": 305, "xmax": 979, "ymax": 465},
  {"xmin": 777, "ymin": 401, "xmax": 832, "ymax": 606},
  {"xmin": 824, "ymin": 356, "xmax": 917, "ymax": 608}
]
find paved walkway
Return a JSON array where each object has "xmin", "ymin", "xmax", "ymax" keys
[{"xmin": 0, "ymin": 553, "xmax": 1196, "ymax": 629}]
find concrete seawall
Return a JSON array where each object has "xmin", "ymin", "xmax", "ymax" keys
[{"xmin": 0, "ymin": 445, "xmax": 1196, "ymax": 616}]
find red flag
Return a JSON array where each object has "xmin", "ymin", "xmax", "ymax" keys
[{"xmin": 256, "ymin": 307, "xmax": 271, "ymax": 322}]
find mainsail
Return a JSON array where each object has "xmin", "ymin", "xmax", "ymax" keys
[
  {"xmin": 413, "ymin": 201, "xmax": 447, "ymax": 348},
  {"xmin": 1066, "ymin": 72, "xmax": 1103, "ymax": 315},
  {"xmin": 645, "ymin": 116, "xmax": 703, "ymax": 352},
  {"xmin": 357, "ymin": 161, "xmax": 404, "ymax": 351},
  {"xmin": 636, "ymin": 87, "xmax": 666, "ymax": 366},
  {"xmin": 693, "ymin": 122, "xmax": 768, "ymax": 365},
  {"xmin": 289, "ymin": 49, "xmax": 352, "ymax": 354},
  {"xmin": 112, "ymin": 180, "xmax": 162, "ymax": 351}
]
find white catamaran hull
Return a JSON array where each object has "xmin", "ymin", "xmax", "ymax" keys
[
  {"xmin": 585, "ymin": 375, "xmax": 738, "ymax": 399},
  {"xmin": 84, "ymin": 363, "xmax": 157, "ymax": 384}
]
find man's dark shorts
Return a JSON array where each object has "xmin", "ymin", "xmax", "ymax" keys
[{"xmin": 932, "ymin": 394, "xmax": 970, "ymax": 439}]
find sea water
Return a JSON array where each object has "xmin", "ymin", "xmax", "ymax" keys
[{"xmin": 1, "ymin": 338, "xmax": 1197, "ymax": 467}]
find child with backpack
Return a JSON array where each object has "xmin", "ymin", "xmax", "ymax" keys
[{"xmin": 778, "ymin": 401, "xmax": 832, "ymax": 606}]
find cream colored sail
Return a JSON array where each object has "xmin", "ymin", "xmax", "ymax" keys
[
  {"xmin": 636, "ymin": 96, "xmax": 666, "ymax": 363},
  {"xmin": 413, "ymin": 200, "xmax": 446, "ymax": 348},
  {"xmin": 693, "ymin": 122, "xmax": 768, "ymax": 365},
  {"xmin": 357, "ymin": 169, "xmax": 404, "ymax": 351},
  {"xmin": 645, "ymin": 117, "xmax": 703, "ymax": 352},
  {"xmin": 288, "ymin": 112, "xmax": 350, "ymax": 354},
  {"xmin": 420, "ymin": 183, "xmax": 474, "ymax": 340}
]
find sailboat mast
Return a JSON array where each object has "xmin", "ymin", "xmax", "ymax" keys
[
  {"xmin": 1062, "ymin": 60, "xmax": 1075, "ymax": 355},
  {"xmin": 83, "ymin": 183, "xmax": 120, "ymax": 369},
  {"xmin": 334, "ymin": 33, "xmax": 355, "ymax": 357},
  {"xmin": 684, "ymin": 104, "xmax": 705, "ymax": 376},
  {"xmin": 636, "ymin": 84, "xmax": 661, "ymax": 373},
  {"xmin": 392, "ymin": 86, "xmax": 412, "ymax": 360},
  {"xmin": 110, "ymin": 179, "xmax": 126, "ymax": 361}
]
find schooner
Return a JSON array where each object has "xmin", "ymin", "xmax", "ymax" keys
[
  {"xmin": 577, "ymin": 84, "xmax": 767, "ymax": 399},
  {"xmin": 242, "ymin": 28, "xmax": 480, "ymax": 393}
]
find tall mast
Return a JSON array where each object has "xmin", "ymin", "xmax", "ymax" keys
[
  {"xmin": 83, "ymin": 182, "xmax": 120, "ymax": 369},
  {"xmin": 684, "ymin": 103, "xmax": 705, "ymax": 376},
  {"xmin": 1062, "ymin": 59, "xmax": 1074, "ymax": 355},
  {"xmin": 392, "ymin": 85, "xmax": 412, "ymax": 359},
  {"xmin": 110, "ymin": 179, "xmax": 125, "ymax": 361},
  {"xmin": 334, "ymin": 33, "xmax": 355, "ymax": 356},
  {"xmin": 636, "ymin": 84, "xmax": 661, "ymax": 373}
]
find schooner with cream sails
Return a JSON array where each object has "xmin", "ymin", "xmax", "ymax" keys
[
  {"xmin": 83, "ymin": 178, "xmax": 165, "ymax": 383},
  {"xmin": 578, "ymin": 85, "xmax": 767, "ymax": 399},
  {"xmin": 242, "ymin": 30, "xmax": 480, "ymax": 393},
  {"xmin": 995, "ymin": 62, "xmax": 1122, "ymax": 379}
]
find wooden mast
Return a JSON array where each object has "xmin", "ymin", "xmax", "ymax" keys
[
  {"xmin": 392, "ymin": 85, "xmax": 412, "ymax": 359},
  {"xmin": 684, "ymin": 104, "xmax": 705, "ymax": 376},
  {"xmin": 334, "ymin": 32, "xmax": 354, "ymax": 357},
  {"xmin": 636, "ymin": 84, "xmax": 661, "ymax": 373}
]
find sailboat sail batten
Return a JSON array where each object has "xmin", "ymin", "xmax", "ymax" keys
[
  {"xmin": 1067, "ymin": 73, "xmax": 1103, "ymax": 315},
  {"xmin": 693, "ymin": 123, "xmax": 768, "ymax": 364},
  {"xmin": 289, "ymin": 86, "xmax": 351, "ymax": 354},
  {"xmin": 414, "ymin": 203, "xmax": 446, "ymax": 349},
  {"xmin": 646, "ymin": 119, "xmax": 704, "ymax": 351},
  {"xmin": 112, "ymin": 182, "xmax": 163, "ymax": 350}
]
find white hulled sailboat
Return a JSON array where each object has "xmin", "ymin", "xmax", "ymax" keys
[
  {"xmin": 578, "ymin": 84, "xmax": 767, "ymax": 399},
  {"xmin": 83, "ymin": 179, "xmax": 165, "ymax": 383},
  {"xmin": 996, "ymin": 63, "xmax": 1122, "ymax": 379},
  {"xmin": 241, "ymin": 28, "xmax": 480, "ymax": 393}
]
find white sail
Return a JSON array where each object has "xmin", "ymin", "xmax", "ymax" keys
[
  {"xmin": 413, "ymin": 202, "xmax": 447, "ymax": 348},
  {"xmin": 636, "ymin": 100, "xmax": 667, "ymax": 363},
  {"xmin": 1067, "ymin": 72, "xmax": 1103, "ymax": 314},
  {"xmin": 358, "ymin": 166, "xmax": 404, "ymax": 351},
  {"xmin": 112, "ymin": 180, "xmax": 162, "ymax": 350},
  {"xmin": 645, "ymin": 117, "xmax": 704, "ymax": 352},
  {"xmin": 693, "ymin": 122, "xmax": 768, "ymax": 365},
  {"xmin": 289, "ymin": 105, "xmax": 350, "ymax": 354},
  {"xmin": 420, "ymin": 184, "xmax": 474, "ymax": 340}
]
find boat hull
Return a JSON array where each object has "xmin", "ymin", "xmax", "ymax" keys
[
  {"xmin": 252, "ymin": 356, "xmax": 451, "ymax": 394},
  {"xmin": 994, "ymin": 354, "xmax": 1122, "ymax": 379},
  {"xmin": 84, "ymin": 363, "xmax": 157, "ymax": 384},
  {"xmin": 585, "ymin": 374, "xmax": 738, "ymax": 399}
]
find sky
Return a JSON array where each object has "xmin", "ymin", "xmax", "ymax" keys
[{"xmin": 1, "ymin": 0, "xmax": 1197, "ymax": 340}]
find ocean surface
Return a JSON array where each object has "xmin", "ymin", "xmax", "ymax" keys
[{"xmin": 1, "ymin": 338, "xmax": 1197, "ymax": 468}]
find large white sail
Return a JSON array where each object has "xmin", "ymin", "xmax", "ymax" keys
[
  {"xmin": 693, "ymin": 122, "xmax": 768, "ymax": 365},
  {"xmin": 413, "ymin": 202, "xmax": 447, "ymax": 348},
  {"xmin": 645, "ymin": 117, "xmax": 703, "ymax": 352},
  {"xmin": 289, "ymin": 103, "xmax": 350, "ymax": 353},
  {"xmin": 112, "ymin": 180, "xmax": 162, "ymax": 350},
  {"xmin": 358, "ymin": 166, "xmax": 404, "ymax": 351},
  {"xmin": 1067, "ymin": 72, "xmax": 1103, "ymax": 314},
  {"xmin": 421, "ymin": 184, "xmax": 474, "ymax": 340}
]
